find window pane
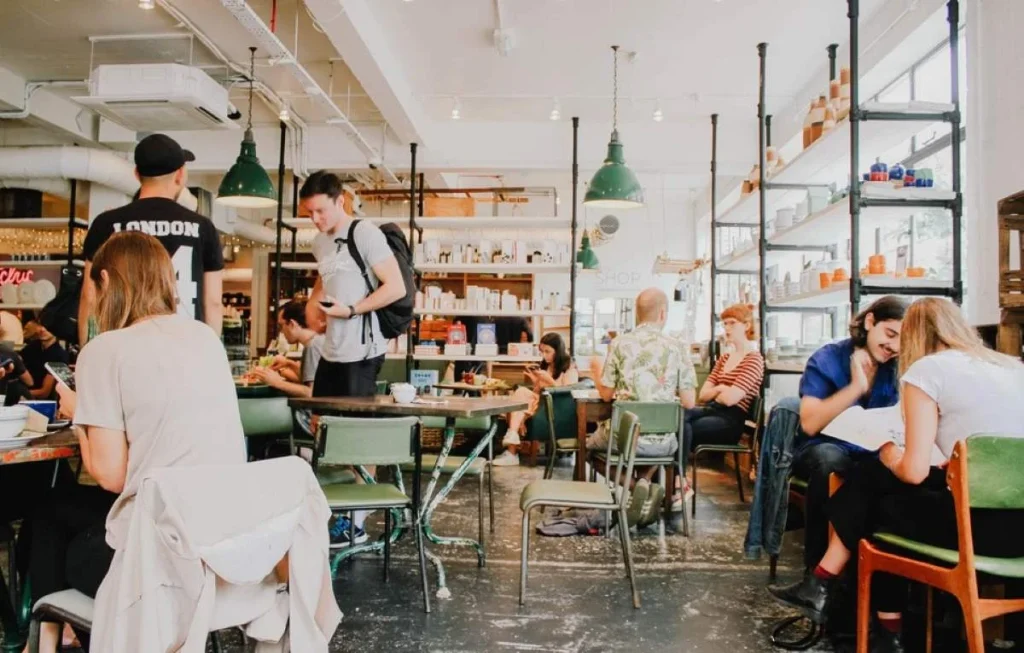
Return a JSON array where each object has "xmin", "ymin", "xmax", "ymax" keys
[
  {"xmin": 877, "ymin": 73, "xmax": 911, "ymax": 103},
  {"xmin": 913, "ymin": 46, "xmax": 952, "ymax": 104}
]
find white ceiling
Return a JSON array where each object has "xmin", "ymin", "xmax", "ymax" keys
[
  {"xmin": 0, "ymin": 0, "xmax": 951, "ymax": 197},
  {"xmin": 370, "ymin": 0, "xmax": 886, "ymax": 123}
]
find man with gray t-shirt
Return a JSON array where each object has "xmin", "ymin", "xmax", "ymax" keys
[{"xmin": 301, "ymin": 171, "xmax": 406, "ymax": 397}]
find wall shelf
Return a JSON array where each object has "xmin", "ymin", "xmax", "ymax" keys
[
  {"xmin": 416, "ymin": 263, "xmax": 570, "ymax": 274},
  {"xmin": 414, "ymin": 308, "xmax": 570, "ymax": 318},
  {"xmin": 282, "ymin": 216, "xmax": 570, "ymax": 231},
  {"xmin": 0, "ymin": 218, "xmax": 89, "ymax": 230}
]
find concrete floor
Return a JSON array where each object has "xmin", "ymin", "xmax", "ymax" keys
[
  {"xmin": 314, "ymin": 457, "xmax": 826, "ymax": 653},
  {"xmin": 1, "ymin": 458, "xmax": 827, "ymax": 652}
]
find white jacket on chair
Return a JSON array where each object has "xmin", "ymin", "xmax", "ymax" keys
[{"xmin": 90, "ymin": 457, "xmax": 342, "ymax": 652}]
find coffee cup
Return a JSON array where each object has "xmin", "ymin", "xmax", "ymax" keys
[{"xmin": 390, "ymin": 383, "xmax": 417, "ymax": 404}]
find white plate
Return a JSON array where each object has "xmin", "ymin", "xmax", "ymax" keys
[
  {"xmin": 35, "ymin": 279, "xmax": 56, "ymax": 305},
  {"xmin": 0, "ymin": 284, "xmax": 17, "ymax": 305},
  {"xmin": 17, "ymin": 281, "xmax": 35, "ymax": 304},
  {"xmin": 0, "ymin": 432, "xmax": 47, "ymax": 450}
]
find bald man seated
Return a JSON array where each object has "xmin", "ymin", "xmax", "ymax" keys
[{"xmin": 587, "ymin": 288, "xmax": 697, "ymax": 527}]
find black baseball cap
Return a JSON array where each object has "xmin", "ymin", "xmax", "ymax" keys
[{"xmin": 134, "ymin": 134, "xmax": 195, "ymax": 177}]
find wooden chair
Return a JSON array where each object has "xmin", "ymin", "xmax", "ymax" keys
[{"xmin": 857, "ymin": 435, "xmax": 1024, "ymax": 653}]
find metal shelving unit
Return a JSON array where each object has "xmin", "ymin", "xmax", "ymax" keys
[{"xmin": 709, "ymin": 0, "xmax": 963, "ymax": 377}]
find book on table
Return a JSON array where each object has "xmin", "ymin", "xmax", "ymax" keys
[{"xmin": 821, "ymin": 404, "xmax": 946, "ymax": 466}]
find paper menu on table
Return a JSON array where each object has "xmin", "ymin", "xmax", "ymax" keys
[{"xmin": 821, "ymin": 405, "xmax": 946, "ymax": 465}]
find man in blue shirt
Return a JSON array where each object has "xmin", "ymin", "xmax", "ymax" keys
[{"xmin": 769, "ymin": 297, "xmax": 907, "ymax": 629}]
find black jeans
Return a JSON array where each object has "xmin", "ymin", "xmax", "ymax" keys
[
  {"xmin": 792, "ymin": 438, "xmax": 871, "ymax": 569},
  {"xmin": 827, "ymin": 457, "xmax": 1024, "ymax": 613},
  {"xmin": 313, "ymin": 356, "xmax": 385, "ymax": 397},
  {"xmin": 682, "ymin": 403, "xmax": 746, "ymax": 454},
  {"xmin": 27, "ymin": 484, "xmax": 116, "ymax": 604}
]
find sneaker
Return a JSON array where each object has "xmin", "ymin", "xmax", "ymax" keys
[
  {"xmin": 638, "ymin": 483, "xmax": 665, "ymax": 528},
  {"xmin": 329, "ymin": 516, "xmax": 368, "ymax": 549},
  {"xmin": 492, "ymin": 450, "xmax": 520, "ymax": 466},
  {"xmin": 626, "ymin": 479, "xmax": 650, "ymax": 527}
]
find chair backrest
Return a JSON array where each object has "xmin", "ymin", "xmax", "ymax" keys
[
  {"xmin": 238, "ymin": 397, "xmax": 294, "ymax": 438},
  {"xmin": 611, "ymin": 401, "xmax": 681, "ymax": 436},
  {"xmin": 317, "ymin": 416, "xmax": 419, "ymax": 467},
  {"xmin": 960, "ymin": 434, "xmax": 1024, "ymax": 510},
  {"xmin": 525, "ymin": 380, "xmax": 595, "ymax": 443},
  {"xmin": 611, "ymin": 410, "xmax": 641, "ymax": 510},
  {"xmin": 744, "ymin": 395, "xmax": 765, "ymax": 440}
]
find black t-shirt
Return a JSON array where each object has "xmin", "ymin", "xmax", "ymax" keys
[
  {"xmin": 82, "ymin": 198, "xmax": 224, "ymax": 322},
  {"xmin": 20, "ymin": 340, "xmax": 69, "ymax": 395}
]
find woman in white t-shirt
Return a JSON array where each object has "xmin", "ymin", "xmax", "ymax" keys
[
  {"xmin": 770, "ymin": 298, "xmax": 1024, "ymax": 648},
  {"xmin": 27, "ymin": 232, "xmax": 245, "ymax": 653}
]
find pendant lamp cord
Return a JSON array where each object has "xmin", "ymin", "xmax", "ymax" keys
[
  {"xmin": 611, "ymin": 45, "xmax": 619, "ymax": 132},
  {"xmin": 246, "ymin": 46, "xmax": 256, "ymax": 131}
]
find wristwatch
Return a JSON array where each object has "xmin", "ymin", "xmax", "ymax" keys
[{"xmin": 347, "ymin": 305, "xmax": 358, "ymax": 319}]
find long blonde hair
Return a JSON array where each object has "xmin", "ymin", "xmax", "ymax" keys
[
  {"xmin": 91, "ymin": 231, "xmax": 177, "ymax": 333},
  {"xmin": 899, "ymin": 298, "xmax": 1016, "ymax": 377}
]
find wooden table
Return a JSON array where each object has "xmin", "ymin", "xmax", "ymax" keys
[
  {"xmin": 571, "ymin": 389, "xmax": 613, "ymax": 481},
  {"xmin": 0, "ymin": 429, "xmax": 78, "ymax": 466},
  {"xmin": 290, "ymin": 395, "xmax": 528, "ymax": 597},
  {"xmin": 0, "ymin": 429, "xmax": 79, "ymax": 651},
  {"xmin": 433, "ymin": 382, "xmax": 510, "ymax": 396}
]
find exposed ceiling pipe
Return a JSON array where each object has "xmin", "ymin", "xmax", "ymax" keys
[
  {"xmin": 219, "ymin": 0, "xmax": 399, "ymax": 182},
  {"xmin": 156, "ymin": 0, "xmax": 310, "ymax": 179},
  {"xmin": 0, "ymin": 147, "xmax": 137, "ymax": 196}
]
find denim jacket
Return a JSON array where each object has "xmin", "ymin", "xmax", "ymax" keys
[{"xmin": 743, "ymin": 396, "xmax": 801, "ymax": 560}]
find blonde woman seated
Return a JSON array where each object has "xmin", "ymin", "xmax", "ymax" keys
[
  {"xmin": 27, "ymin": 232, "xmax": 246, "ymax": 653},
  {"xmin": 770, "ymin": 298, "xmax": 1024, "ymax": 652},
  {"xmin": 493, "ymin": 332, "xmax": 578, "ymax": 466}
]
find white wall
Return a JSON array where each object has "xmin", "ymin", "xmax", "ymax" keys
[{"xmin": 965, "ymin": 0, "xmax": 1023, "ymax": 326}]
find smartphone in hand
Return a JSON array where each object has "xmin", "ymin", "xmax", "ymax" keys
[{"xmin": 45, "ymin": 362, "xmax": 75, "ymax": 391}]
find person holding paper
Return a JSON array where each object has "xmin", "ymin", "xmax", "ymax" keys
[
  {"xmin": 770, "ymin": 298, "xmax": 1024, "ymax": 651},
  {"xmin": 791, "ymin": 297, "xmax": 908, "ymax": 572}
]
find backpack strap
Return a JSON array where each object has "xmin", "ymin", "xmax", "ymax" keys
[{"xmin": 343, "ymin": 220, "xmax": 374, "ymax": 346}]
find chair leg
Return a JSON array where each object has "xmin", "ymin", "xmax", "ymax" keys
[
  {"xmin": 856, "ymin": 551, "xmax": 873, "ymax": 653},
  {"xmin": 544, "ymin": 447, "xmax": 555, "ymax": 480},
  {"xmin": 28, "ymin": 617, "xmax": 41, "ymax": 653},
  {"xmin": 617, "ymin": 506, "xmax": 641, "ymax": 609},
  {"xmin": 519, "ymin": 509, "xmax": 531, "ymax": 606},
  {"xmin": 478, "ymin": 472, "xmax": 485, "ymax": 554},
  {"xmin": 769, "ymin": 554, "xmax": 778, "ymax": 582},
  {"xmin": 415, "ymin": 514, "xmax": 431, "ymax": 613},
  {"xmin": 925, "ymin": 586, "xmax": 933, "ymax": 653},
  {"xmin": 656, "ymin": 465, "xmax": 666, "ymax": 537},
  {"xmin": 383, "ymin": 509, "xmax": 391, "ymax": 582},
  {"xmin": 959, "ymin": 591, "xmax": 986, "ymax": 653},
  {"xmin": 488, "ymin": 463, "xmax": 495, "ymax": 534},
  {"xmin": 691, "ymin": 451, "xmax": 699, "ymax": 517},
  {"xmin": 733, "ymin": 452, "xmax": 746, "ymax": 503}
]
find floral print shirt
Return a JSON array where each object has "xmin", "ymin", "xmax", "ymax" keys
[{"xmin": 600, "ymin": 323, "xmax": 697, "ymax": 401}]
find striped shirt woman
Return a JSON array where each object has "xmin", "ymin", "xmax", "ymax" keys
[{"xmin": 683, "ymin": 303, "xmax": 765, "ymax": 456}]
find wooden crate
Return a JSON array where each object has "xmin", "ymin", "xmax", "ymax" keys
[{"xmin": 998, "ymin": 190, "xmax": 1024, "ymax": 309}]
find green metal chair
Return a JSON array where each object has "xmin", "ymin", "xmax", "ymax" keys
[
  {"xmin": 523, "ymin": 381, "xmax": 594, "ymax": 478},
  {"xmin": 690, "ymin": 395, "xmax": 764, "ymax": 517},
  {"xmin": 400, "ymin": 415, "xmax": 494, "ymax": 547},
  {"xmin": 858, "ymin": 435, "xmax": 1024, "ymax": 653},
  {"xmin": 589, "ymin": 401, "xmax": 687, "ymax": 536},
  {"xmin": 238, "ymin": 397, "xmax": 295, "ymax": 460},
  {"xmin": 314, "ymin": 416, "xmax": 431, "ymax": 613},
  {"xmin": 519, "ymin": 410, "xmax": 642, "ymax": 608}
]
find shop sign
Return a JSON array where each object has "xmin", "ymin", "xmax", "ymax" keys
[{"xmin": 0, "ymin": 268, "xmax": 33, "ymax": 285}]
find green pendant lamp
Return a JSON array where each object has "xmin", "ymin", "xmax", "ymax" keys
[
  {"xmin": 576, "ymin": 231, "xmax": 600, "ymax": 270},
  {"xmin": 217, "ymin": 47, "xmax": 277, "ymax": 209},
  {"xmin": 584, "ymin": 45, "xmax": 644, "ymax": 209}
]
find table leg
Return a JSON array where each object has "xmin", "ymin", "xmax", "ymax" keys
[
  {"xmin": 420, "ymin": 418, "xmax": 498, "ymax": 572},
  {"xmin": 0, "ymin": 570, "xmax": 24, "ymax": 652},
  {"xmin": 575, "ymin": 402, "xmax": 588, "ymax": 481}
]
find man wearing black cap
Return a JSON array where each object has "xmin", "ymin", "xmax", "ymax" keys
[{"xmin": 78, "ymin": 134, "xmax": 224, "ymax": 344}]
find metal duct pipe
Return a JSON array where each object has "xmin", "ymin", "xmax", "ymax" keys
[{"xmin": 0, "ymin": 147, "xmax": 136, "ymax": 195}]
